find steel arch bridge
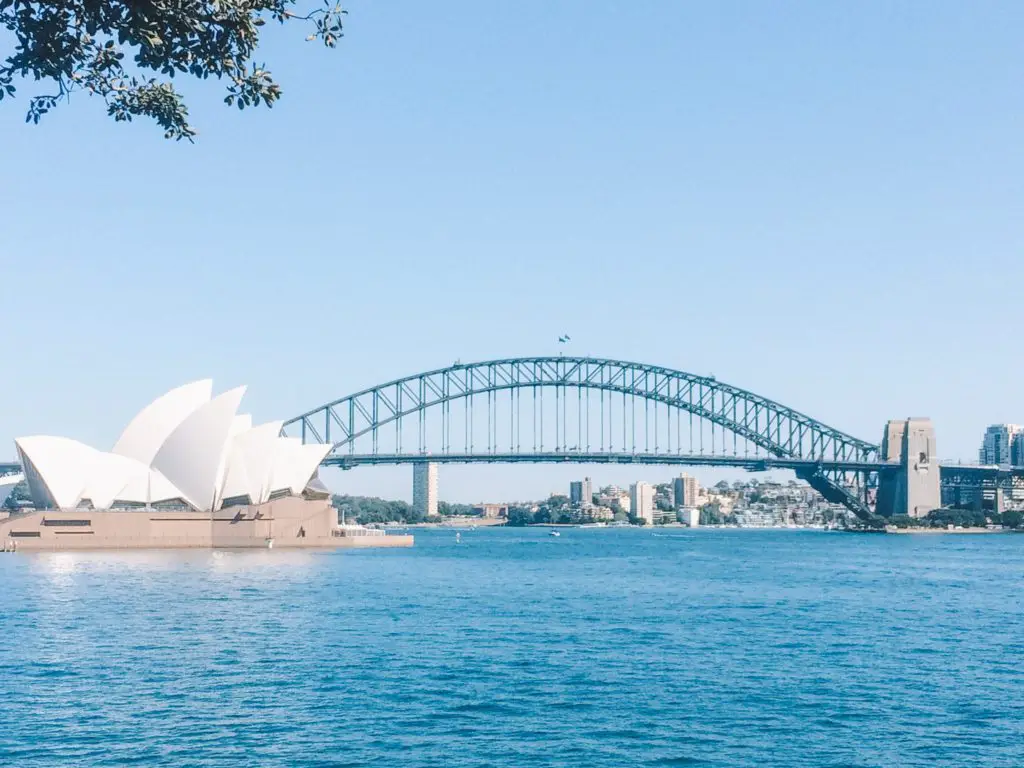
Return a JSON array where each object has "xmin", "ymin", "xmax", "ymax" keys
[{"xmin": 283, "ymin": 357, "xmax": 890, "ymax": 519}]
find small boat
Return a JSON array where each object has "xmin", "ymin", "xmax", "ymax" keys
[
  {"xmin": 456, "ymin": 532, "xmax": 462, "ymax": 543},
  {"xmin": 549, "ymin": 530, "xmax": 560, "ymax": 537}
]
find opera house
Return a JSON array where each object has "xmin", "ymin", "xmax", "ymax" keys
[{"xmin": 0, "ymin": 381, "xmax": 411, "ymax": 551}]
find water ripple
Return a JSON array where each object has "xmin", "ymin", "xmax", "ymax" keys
[{"xmin": 1, "ymin": 529, "xmax": 1022, "ymax": 767}]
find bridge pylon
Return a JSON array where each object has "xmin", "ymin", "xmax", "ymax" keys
[{"xmin": 876, "ymin": 418, "xmax": 941, "ymax": 518}]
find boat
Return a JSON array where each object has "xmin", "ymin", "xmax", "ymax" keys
[{"xmin": 549, "ymin": 530, "xmax": 560, "ymax": 537}]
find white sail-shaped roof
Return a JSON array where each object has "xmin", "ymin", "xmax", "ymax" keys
[
  {"xmin": 112, "ymin": 379, "xmax": 212, "ymax": 464},
  {"xmin": 289, "ymin": 444, "xmax": 333, "ymax": 495},
  {"xmin": 151, "ymin": 386, "xmax": 246, "ymax": 512},
  {"xmin": 117, "ymin": 467, "xmax": 187, "ymax": 506},
  {"xmin": 267, "ymin": 437, "xmax": 303, "ymax": 498},
  {"xmin": 217, "ymin": 420, "xmax": 283, "ymax": 507},
  {"xmin": 82, "ymin": 452, "xmax": 155, "ymax": 509},
  {"xmin": 79, "ymin": 454, "xmax": 189, "ymax": 509},
  {"xmin": 263, "ymin": 439, "xmax": 330, "ymax": 499},
  {"xmin": 15, "ymin": 436, "xmax": 99, "ymax": 509},
  {"xmin": 212, "ymin": 414, "xmax": 254, "ymax": 509},
  {"xmin": 13, "ymin": 380, "xmax": 331, "ymax": 513}
]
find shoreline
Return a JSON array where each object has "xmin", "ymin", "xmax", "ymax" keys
[{"xmin": 885, "ymin": 527, "xmax": 1005, "ymax": 535}]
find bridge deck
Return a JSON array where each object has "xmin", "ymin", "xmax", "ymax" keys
[{"xmin": 323, "ymin": 452, "xmax": 898, "ymax": 473}]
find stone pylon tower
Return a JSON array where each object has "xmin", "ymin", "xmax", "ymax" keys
[{"xmin": 876, "ymin": 418, "xmax": 941, "ymax": 518}]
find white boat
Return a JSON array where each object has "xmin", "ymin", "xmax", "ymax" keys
[{"xmin": 549, "ymin": 530, "xmax": 560, "ymax": 537}]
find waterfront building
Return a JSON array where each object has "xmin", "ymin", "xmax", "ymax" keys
[
  {"xmin": 0, "ymin": 381, "xmax": 409, "ymax": 551},
  {"xmin": 413, "ymin": 462, "xmax": 439, "ymax": 517},
  {"xmin": 472, "ymin": 503, "xmax": 508, "ymax": 519},
  {"xmin": 978, "ymin": 424, "xmax": 1022, "ymax": 466},
  {"xmin": 597, "ymin": 485, "xmax": 631, "ymax": 514},
  {"xmin": 630, "ymin": 482, "xmax": 655, "ymax": 525},
  {"xmin": 13, "ymin": 380, "xmax": 331, "ymax": 512},
  {"xmin": 673, "ymin": 473, "xmax": 700, "ymax": 508},
  {"xmin": 656, "ymin": 508, "xmax": 676, "ymax": 525},
  {"xmin": 570, "ymin": 477, "xmax": 593, "ymax": 507},
  {"xmin": 681, "ymin": 507, "xmax": 700, "ymax": 527}
]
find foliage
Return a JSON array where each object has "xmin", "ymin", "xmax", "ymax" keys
[
  {"xmin": 437, "ymin": 501, "xmax": 476, "ymax": 518},
  {"xmin": 699, "ymin": 502, "xmax": 735, "ymax": 526},
  {"xmin": 924, "ymin": 508, "xmax": 987, "ymax": 529},
  {"xmin": 506, "ymin": 506, "xmax": 534, "ymax": 527},
  {"xmin": 1000, "ymin": 509, "xmax": 1023, "ymax": 529},
  {"xmin": 2, "ymin": 479, "xmax": 30, "ymax": 509},
  {"xmin": 884, "ymin": 508, "xmax": 1008, "ymax": 529},
  {"xmin": 504, "ymin": 495, "xmax": 620, "ymax": 527},
  {"xmin": 331, "ymin": 494, "xmax": 424, "ymax": 525},
  {"xmin": 0, "ymin": 0, "xmax": 346, "ymax": 139}
]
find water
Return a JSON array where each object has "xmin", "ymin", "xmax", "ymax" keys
[{"xmin": 1, "ymin": 528, "xmax": 1022, "ymax": 767}]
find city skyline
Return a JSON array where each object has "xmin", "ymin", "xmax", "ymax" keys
[{"xmin": 2, "ymin": 3, "xmax": 1022, "ymax": 503}]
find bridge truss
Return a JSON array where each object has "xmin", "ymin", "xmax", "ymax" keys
[{"xmin": 283, "ymin": 357, "xmax": 883, "ymax": 518}]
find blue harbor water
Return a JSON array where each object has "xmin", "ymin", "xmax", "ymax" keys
[{"xmin": 1, "ymin": 528, "xmax": 1022, "ymax": 767}]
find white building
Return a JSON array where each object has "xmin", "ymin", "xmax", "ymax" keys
[
  {"xmin": 13, "ymin": 380, "xmax": 331, "ymax": 512},
  {"xmin": 979, "ymin": 424, "xmax": 1022, "ymax": 466},
  {"xmin": 413, "ymin": 462, "xmax": 438, "ymax": 517},
  {"xmin": 629, "ymin": 481, "xmax": 655, "ymax": 525},
  {"xmin": 681, "ymin": 507, "xmax": 700, "ymax": 527}
]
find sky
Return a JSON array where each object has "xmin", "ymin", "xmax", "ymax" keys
[{"xmin": 1, "ymin": 1, "xmax": 1022, "ymax": 502}]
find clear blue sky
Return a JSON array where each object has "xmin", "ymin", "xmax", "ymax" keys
[{"xmin": 1, "ymin": 1, "xmax": 1021, "ymax": 502}]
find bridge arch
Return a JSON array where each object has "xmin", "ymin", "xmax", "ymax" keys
[{"xmin": 283, "ymin": 357, "xmax": 879, "ymax": 517}]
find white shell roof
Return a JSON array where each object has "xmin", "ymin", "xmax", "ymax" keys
[
  {"xmin": 112, "ymin": 379, "xmax": 213, "ymax": 465},
  {"xmin": 14, "ymin": 382, "xmax": 329, "ymax": 512},
  {"xmin": 152, "ymin": 386, "xmax": 246, "ymax": 512}
]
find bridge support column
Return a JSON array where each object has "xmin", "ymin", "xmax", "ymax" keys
[
  {"xmin": 413, "ymin": 462, "xmax": 439, "ymax": 518},
  {"xmin": 876, "ymin": 418, "xmax": 941, "ymax": 518}
]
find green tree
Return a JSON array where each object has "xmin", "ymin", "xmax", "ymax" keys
[
  {"xmin": 1001, "ymin": 509, "xmax": 1023, "ymax": 529},
  {"xmin": 506, "ymin": 506, "xmax": 533, "ymax": 527},
  {"xmin": 2, "ymin": 479, "xmax": 30, "ymax": 510},
  {"xmin": 0, "ymin": 1, "xmax": 346, "ymax": 139},
  {"xmin": 331, "ymin": 494, "xmax": 421, "ymax": 525}
]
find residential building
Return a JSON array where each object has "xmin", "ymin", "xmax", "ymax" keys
[
  {"xmin": 681, "ymin": 507, "xmax": 700, "ymax": 527},
  {"xmin": 1013, "ymin": 432, "xmax": 1024, "ymax": 467},
  {"xmin": 413, "ymin": 462, "xmax": 438, "ymax": 517},
  {"xmin": 673, "ymin": 473, "xmax": 700, "ymax": 508},
  {"xmin": 597, "ymin": 485, "xmax": 630, "ymax": 514},
  {"xmin": 630, "ymin": 481, "xmax": 655, "ymax": 525},
  {"xmin": 570, "ymin": 477, "xmax": 593, "ymax": 506},
  {"xmin": 979, "ymin": 424, "xmax": 1022, "ymax": 466}
]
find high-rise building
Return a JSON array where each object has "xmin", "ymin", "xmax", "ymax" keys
[
  {"xmin": 569, "ymin": 477, "xmax": 593, "ymax": 507},
  {"xmin": 629, "ymin": 481, "xmax": 655, "ymax": 525},
  {"xmin": 413, "ymin": 462, "xmax": 438, "ymax": 517},
  {"xmin": 1012, "ymin": 432, "xmax": 1024, "ymax": 467},
  {"xmin": 673, "ymin": 473, "xmax": 700, "ymax": 508},
  {"xmin": 979, "ymin": 424, "xmax": 1022, "ymax": 466}
]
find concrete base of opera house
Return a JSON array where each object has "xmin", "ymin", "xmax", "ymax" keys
[{"xmin": 0, "ymin": 497, "xmax": 413, "ymax": 551}]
